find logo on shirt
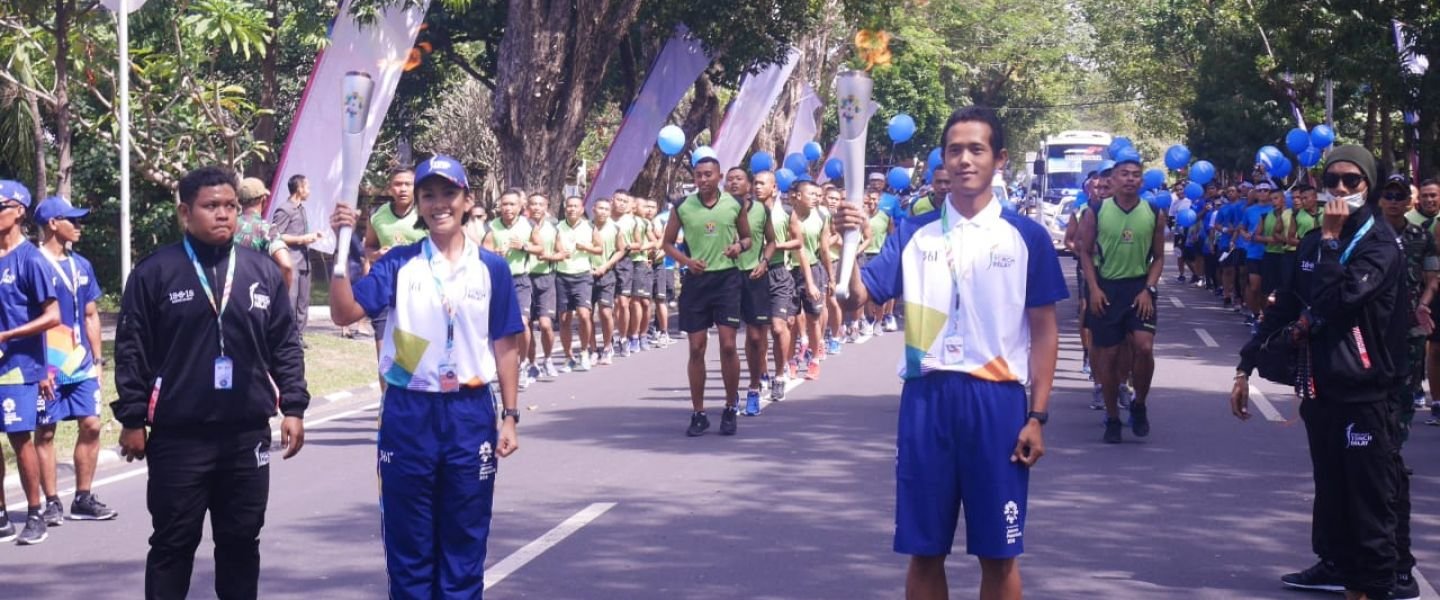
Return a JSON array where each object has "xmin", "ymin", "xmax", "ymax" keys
[
  {"xmin": 1345, "ymin": 423, "xmax": 1372, "ymax": 448},
  {"xmin": 478, "ymin": 441, "xmax": 497, "ymax": 481},
  {"xmin": 254, "ymin": 441, "xmax": 270, "ymax": 468},
  {"xmin": 1003, "ymin": 500, "xmax": 1022, "ymax": 545},
  {"xmin": 169, "ymin": 289, "xmax": 195, "ymax": 304},
  {"xmin": 1121, "ymin": 228, "xmax": 1135, "ymax": 244},
  {"xmin": 379, "ymin": 449, "xmax": 394, "ymax": 464},
  {"xmin": 2, "ymin": 398, "xmax": 17, "ymax": 426},
  {"xmin": 78, "ymin": 275, "xmax": 89, "ymax": 286},
  {"xmin": 704, "ymin": 221, "xmax": 717, "ymax": 236},
  {"xmin": 0, "ymin": 268, "xmax": 13, "ymax": 285},
  {"xmin": 248, "ymin": 282, "xmax": 270, "ymax": 311},
  {"xmin": 1003, "ymin": 500, "xmax": 1020, "ymax": 525},
  {"xmin": 988, "ymin": 250, "xmax": 1015, "ymax": 269}
]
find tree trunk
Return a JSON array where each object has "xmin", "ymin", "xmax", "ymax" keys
[
  {"xmin": 630, "ymin": 71, "xmax": 719, "ymax": 201},
  {"xmin": 491, "ymin": 0, "xmax": 645, "ymax": 200},
  {"xmin": 1379, "ymin": 103, "xmax": 1393, "ymax": 168},
  {"xmin": 755, "ymin": 0, "xmax": 845, "ymax": 159},
  {"xmin": 22, "ymin": 85, "xmax": 47, "ymax": 197},
  {"xmin": 251, "ymin": 0, "xmax": 281, "ymax": 180},
  {"xmin": 52, "ymin": 0, "xmax": 74, "ymax": 199}
]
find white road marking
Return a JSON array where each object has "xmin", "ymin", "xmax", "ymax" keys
[
  {"xmin": 1247, "ymin": 384, "xmax": 1284, "ymax": 422},
  {"xmin": 484, "ymin": 502, "xmax": 617, "ymax": 590},
  {"xmin": 5, "ymin": 401, "xmax": 383, "ymax": 513},
  {"xmin": 1170, "ymin": 296, "xmax": 1185, "ymax": 309},
  {"xmin": 1412, "ymin": 566, "xmax": 1440, "ymax": 600},
  {"xmin": 1195, "ymin": 328, "xmax": 1219, "ymax": 348}
]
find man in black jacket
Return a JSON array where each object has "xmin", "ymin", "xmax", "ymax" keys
[
  {"xmin": 114, "ymin": 166, "xmax": 309, "ymax": 600},
  {"xmin": 1233, "ymin": 146, "xmax": 1413, "ymax": 600}
]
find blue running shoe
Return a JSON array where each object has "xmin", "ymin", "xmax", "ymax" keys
[{"xmin": 743, "ymin": 390, "xmax": 761, "ymax": 416}]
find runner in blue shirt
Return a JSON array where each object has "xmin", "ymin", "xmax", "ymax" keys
[
  {"xmin": 0, "ymin": 180, "xmax": 61, "ymax": 546},
  {"xmin": 1240, "ymin": 184, "xmax": 1274, "ymax": 327},
  {"xmin": 328, "ymin": 155, "xmax": 525, "ymax": 598},
  {"xmin": 33, "ymin": 196, "xmax": 119, "ymax": 527}
]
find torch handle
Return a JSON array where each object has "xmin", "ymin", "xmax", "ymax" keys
[
  {"xmin": 835, "ymin": 230, "xmax": 862, "ymax": 302},
  {"xmin": 332, "ymin": 225, "xmax": 354, "ymax": 279}
]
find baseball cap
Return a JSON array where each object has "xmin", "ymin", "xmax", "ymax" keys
[
  {"xmin": 0, "ymin": 179, "xmax": 33, "ymax": 207},
  {"xmin": 414, "ymin": 155, "xmax": 469, "ymax": 189},
  {"xmin": 1255, "ymin": 182, "xmax": 1275, "ymax": 191},
  {"xmin": 1384, "ymin": 173, "xmax": 1411, "ymax": 188},
  {"xmin": 237, "ymin": 177, "xmax": 270, "ymax": 201},
  {"xmin": 35, "ymin": 195, "xmax": 90, "ymax": 223},
  {"xmin": 1111, "ymin": 147, "xmax": 1142, "ymax": 167},
  {"xmin": 867, "ymin": 172, "xmax": 885, "ymax": 182}
]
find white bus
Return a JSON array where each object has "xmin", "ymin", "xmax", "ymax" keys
[{"xmin": 1030, "ymin": 130, "xmax": 1112, "ymax": 251}]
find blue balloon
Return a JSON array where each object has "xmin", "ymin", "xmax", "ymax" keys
[
  {"xmin": 887, "ymin": 167, "xmax": 912, "ymax": 191},
  {"xmin": 1285, "ymin": 128, "xmax": 1311, "ymax": 154},
  {"xmin": 1184, "ymin": 181, "xmax": 1203, "ymax": 200},
  {"xmin": 1142, "ymin": 168, "xmax": 1166, "ymax": 191},
  {"xmin": 1310, "ymin": 124, "xmax": 1335, "ymax": 149},
  {"xmin": 690, "ymin": 145, "xmax": 716, "ymax": 166},
  {"xmin": 1189, "ymin": 160, "xmax": 1216, "ymax": 185},
  {"xmin": 1148, "ymin": 190, "xmax": 1173, "ymax": 211},
  {"xmin": 1112, "ymin": 146, "xmax": 1142, "ymax": 167},
  {"xmin": 1164, "ymin": 145, "xmax": 1191, "ymax": 170},
  {"xmin": 775, "ymin": 168, "xmax": 798, "ymax": 193},
  {"xmin": 1299, "ymin": 146, "xmax": 1322, "ymax": 168},
  {"xmin": 657, "ymin": 125, "xmax": 685, "ymax": 156},
  {"xmin": 749, "ymin": 151, "xmax": 775, "ymax": 173},
  {"xmin": 923, "ymin": 168, "xmax": 934, "ymax": 184},
  {"xmin": 1075, "ymin": 191, "xmax": 1089, "ymax": 206},
  {"xmin": 803, "ymin": 141, "xmax": 824, "ymax": 162},
  {"xmin": 783, "ymin": 152, "xmax": 809, "ymax": 175},
  {"xmin": 927, "ymin": 147, "xmax": 943, "ymax": 170},
  {"xmin": 1270, "ymin": 156, "xmax": 1292, "ymax": 179},
  {"xmin": 823, "ymin": 157, "xmax": 844, "ymax": 180},
  {"xmin": 1256, "ymin": 145, "xmax": 1284, "ymax": 170},
  {"xmin": 879, "ymin": 192, "xmax": 900, "ymax": 216},
  {"xmin": 1107, "ymin": 137, "xmax": 1134, "ymax": 159},
  {"xmin": 1176, "ymin": 208, "xmax": 1198, "ymax": 228},
  {"xmin": 888, "ymin": 114, "xmax": 916, "ymax": 144}
]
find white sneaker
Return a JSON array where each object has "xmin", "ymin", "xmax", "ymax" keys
[{"xmin": 578, "ymin": 352, "xmax": 593, "ymax": 372}]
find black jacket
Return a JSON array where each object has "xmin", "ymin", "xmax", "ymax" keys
[
  {"xmin": 113, "ymin": 234, "xmax": 309, "ymax": 430},
  {"xmin": 1239, "ymin": 205, "xmax": 1407, "ymax": 403}
]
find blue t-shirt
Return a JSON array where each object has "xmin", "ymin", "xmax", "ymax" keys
[
  {"xmin": 44, "ymin": 251, "xmax": 102, "ymax": 384},
  {"xmin": 1242, "ymin": 205, "xmax": 1272, "ymax": 260},
  {"xmin": 0, "ymin": 240, "xmax": 58, "ymax": 384}
]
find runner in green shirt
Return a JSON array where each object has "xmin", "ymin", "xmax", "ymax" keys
[
  {"xmin": 525, "ymin": 194, "xmax": 564, "ymax": 378},
  {"xmin": 789, "ymin": 180, "xmax": 833, "ymax": 381},
  {"xmin": 555, "ymin": 196, "xmax": 601, "ymax": 373},
  {"xmin": 725, "ymin": 166, "xmax": 778, "ymax": 416},
  {"xmin": 861, "ymin": 190, "xmax": 888, "ymax": 339},
  {"xmin": 757, "ymin": 171, "xmax": 801, "ymax": 402},
  {"xmin": 662, "ymin": 157, "xmax": 753, "ymax": 437},
  {"xmin": 483, "ymin": 190, "xmax": 539, "ymax": 388},
  {"xmin": 588, "ymin": 197, "xmax": 626, "ymax": 365}
]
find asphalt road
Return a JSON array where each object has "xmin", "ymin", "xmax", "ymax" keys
[{"xmin": 3, "ymin": 257, "xmax": 1439, "ymax": 599}]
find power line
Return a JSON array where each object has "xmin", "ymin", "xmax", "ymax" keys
[{"xmin": 995, "ymin": 97, "xmax": 1149, "ymax": 111}]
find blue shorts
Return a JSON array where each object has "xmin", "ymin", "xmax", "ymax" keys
[
  {"xmin": 0, "ymin": 383, "xmax": 43, "ymax": 434},
  {"xmin": 41, "ymin": 379, "xmax": 102, "ymax": 425},
  {"xmin": 894, "ymin": 373, "xmax": 1029, "ymax": 559},
  {"xmin": 379, "ymin": 385, "xmax": 498, "ymax": 599}
]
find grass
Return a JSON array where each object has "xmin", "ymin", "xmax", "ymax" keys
[{"xmin": 4, "ymin": 330, "xmax": 379, "ymax": 474}]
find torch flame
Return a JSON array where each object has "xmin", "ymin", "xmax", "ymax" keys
[{"xmin": 855, "ymin": 30, "xmax": 892, "ymax": 71}]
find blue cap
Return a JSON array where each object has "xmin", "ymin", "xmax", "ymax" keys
[
  {"xmin": 414, "ymin": 155, "xmax": 469, "ymax": 190},
  {"xmin": 1112, "ymin": 147, "xmax": 1142, "ymax": 167},
  {"xmin": 35, "ymin": 195, "xmax": 89, "ymax": 223},
  {"xmin": 0, "ymin": 180, "xmax": 33, "ymax": 207},
  {"xmin": 1098, "ymin": 159, "xmax": 1117, "ymax": 175}
]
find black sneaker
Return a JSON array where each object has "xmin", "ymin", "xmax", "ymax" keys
[
  {"xmin": 1393, "ymin": 571, "xmax": 1420, "ymax": 600},
  {"xmin": 1280, "ymin": 560, "xmax": 1344, "ymax": 592},
  {"xmin": 0, "ymin": 517, "xmax": 15, "ymax": 543},
  {"xmin": 41, "ymin": 499, "xmax": 64, "ymax": 527},
  {"xmin": 69, "ymin": 494, "xmax": 118, "ymax": 521},
  {"xmin": 686, "ymin": 412, "xmax": 710, "ymax": 437},
  {"xmin": 1103, "ymin": 417, "xmax": 1123, "ymax": 444},
  {"xmin": 1130, "ymin": 403, "xmax": 1150, "ymax": 438},
  {"xmin": 16, "ymin": 514, "xmax": 47, "ymax": 545},
  {"xmin": 719, "ymin": 406, "xmax": 738, "ymax": 436}
]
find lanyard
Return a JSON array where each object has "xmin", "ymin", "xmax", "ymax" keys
[
  {"xmin": 1337, "ymin": 217, "xmax": 1373, "ymax": 264},
  {"xmin": 939, "ymin": 201, "xmax": 973, "ymax": 334},
  {"xmin": 183, "ymin": 238, "xmax": 237, "ymax": 357},
  {"xmin": 40, "ymin": 248, "xmax": 83, "ymax": 343},
  {"xmin": 422, "ymin": 239, "xmax": 458, "ymax": 361}
]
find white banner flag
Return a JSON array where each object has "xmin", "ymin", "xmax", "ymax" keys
[
  {"xmin": 267, "ymin": 0, "xmax": 430, "ymax": 253},
  {"xmin": 712, "ymin": 49, "xmax": 800, "ymax": 172},
  {"xmin": 785, "ymin": 85, "xmax": 823, "ymax": 159}
]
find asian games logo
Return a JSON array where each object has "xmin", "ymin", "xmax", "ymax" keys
[
  {"xmin": 1003, "ymin": 501, "xmax": 1020, "ymax": 525},
  {"xmin": 838, "ymin": 94, "xmax": 863, "ymax": 124},
  {"xmin": 478, "ymin": 441, "xmax": 493, "ymax": 464},
  {"xmin": 343, "ymin": 91, "xmax": 365, "ymax": 121},
  {"xmin": 0, "ymin": 268, "xmax": 14, "ymax": 285}
]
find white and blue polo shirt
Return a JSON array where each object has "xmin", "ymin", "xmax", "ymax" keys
[
  {"xmin": 861, "ymin": 198, "xmax": 1068, "ymax": 384},
  {"xmin": 352, "ymin": 238, "xmax": 525, "ymax": 391}
]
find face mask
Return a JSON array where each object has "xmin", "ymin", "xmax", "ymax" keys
[{"xmin": 1338, "ymin": 192, "xmax": 1366, "ymax": 210}]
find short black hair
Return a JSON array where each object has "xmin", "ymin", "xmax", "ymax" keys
[
  {"xmin": 1420, "ymin": 178, "xmax": 1440, "ymax": 189},
  {"xmin": 388, "ymin": 166, "xmax": 415, "ymax": 180},
  {"xmin": 498, "ymin": 188, "xmax": 525, "ymax": 202},
  {"xmin": 1293, "ymin": 183, "xmax": 1315, "ymax": 193},
  {"xmin": 794, "ymin": 180, "xmax": 818, "ymax": 194},
  {"xmin": 941, "ymin": 106, "xmax": 1005, "ymax": 156},
  {"xmin": 694, "ymin": 157, "xmax": 721, "ymax": 171},
  {"xmin": 287, "ymin": 174, "xmax": 307, "ymax": 195},
  {"xmin": 727, "ymin": 166, "xmax": 751, "ymax": 181},
  {"xmin": 178, "ymin": 166, "xmax": 239, "ymax": 206}
]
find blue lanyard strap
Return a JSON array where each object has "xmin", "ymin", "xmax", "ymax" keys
[
  {"xmin": 41, "ymin": 248, "xmax": 83, "ymax": 338},
  {"xmin": 422, "ymin": 239, "xmax": 458, "ymax": 358},
  {"xmin": 183, "ymin": 238, "xmax": 237, "ymax": 356},
  {"xmin": 940, "ymin": 201, "xmax": 968, "ymax": 333},
  {"xmin": 1339, "ymin": 217, "xmax": 1373, "ymax": 264}
]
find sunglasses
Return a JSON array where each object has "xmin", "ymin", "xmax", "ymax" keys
[
  {"xmin": 1381, "ymin": 191, "xmax": 1410, "ymax": 202},
  {"xmin": 1322, "ymin": 173, "xmax": 1366, "ymax": 190}
]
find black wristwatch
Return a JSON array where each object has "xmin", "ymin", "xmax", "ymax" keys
[
  {"xmin": 1322, "ymin": 238, "xmax": 1340, "ymax": 251},
  {"xmin": 1027, "ymin": 411, "xmax": 1048, "ymax": 426},
  {"xmin": 1146, "ymin": 285, "xmax": 1158, "ymax": 296},
  {"xmin": 501, "ymin": 408, "xmax": 521, "ymax": 424}
]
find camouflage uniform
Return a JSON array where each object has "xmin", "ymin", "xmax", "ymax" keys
[{"xmin": 1395, "ymin": 221, "xmax": 1438, "ymax": 443}]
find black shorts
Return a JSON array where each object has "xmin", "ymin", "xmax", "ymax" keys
[
  {"xmin": 1181, "ymin": 245, "xmax": 1198, "ymax": 261},
  {"xmin": 1085, "ymin": 277, "xmax": 1157, "ymax": 347},
  {"xmin": 529, "ymin": 272, "xmax": 557, "ymax": 321},
  {"xmin": 372, "ymin": 309, "xmax": 390, "ymax": 341},
  {"xmin": 513, "ymin": 275, "xmax": 534, "ymax": 321},
  {"xmin": 625, "ymin": 261, "xmax": 653, "ymax": 298},
  {"xmin": 791, "ymin": 264, "xmax": 828, "ymax": 317},
  {"xmin": 1074, "ymin": 261, "xmax": 1088, "ymax": 303},
  {"xmin": 615, "ymin": 260, "xmax": 633, "ymax": 295},
  {"xmin": 1261, "ymin": 253, "xmax": 1284, "ymax": 296},
  {"xmin": 679, "ymin": 269, "xmax": 742, "ymax": 333},
  {"xmin": 556, "ymin": 272, "xmax": 593, "ymax": 313},
  {"xmin": 740, "ymin": 270, "xmax": 773, "ymax": 326},
  {"xmin": 1246, "ymin": 258, "xmax": 1263, "ymax": 277},
  {"xmin": 768, "ymin": 263, "xmax": 795, "ymax": 319},
  {"xmin": 593, "ymin": 270, "xmax": 617, "ymax": 308},
  {"xmin": 652, "ymin": 266, "xmax": 674, "ymax": 302}
]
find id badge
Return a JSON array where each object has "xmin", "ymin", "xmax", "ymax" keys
[
  {"xmin": 439, "ymin": 363, "xmax": 460, "ymax": 393},
  {"xmin": 214, "ymin": 356, "xmax": 234, "ymax": 390},
  {"xmin": 941, "ymin": 335, "xmax": 964, "ymax": 365}
]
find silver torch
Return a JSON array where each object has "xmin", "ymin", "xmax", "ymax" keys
[
  {"xmin": 833, "ymin": 69, "xmax": 874, "ymax": 302},
  {"xmin": 333, "ymin": 71, "xmax": 375, "ymax": 278}
]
